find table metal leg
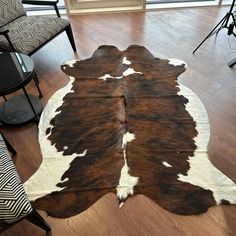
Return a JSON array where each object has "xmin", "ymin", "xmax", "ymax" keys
[
  {"xmin": 22, "ymin": 88, "xmax": 40, "ymax": 122},
  {"xmin": 34, "ymin": 74, "xmax": 39, "ymax": 84},
  {"xmin": 34, "ymin": 74, "xmax": 43, "ymax": 98}
]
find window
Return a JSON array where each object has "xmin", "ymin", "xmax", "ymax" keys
[
  {"xmin": 65, "ymin": 0, "xmax": 145, "ymax": 14},
  {"xmin": 24, "ymin": 0, "xmax": 233, "ymax": 14},
  {"xmin": 147, "ymin": 0, "xmax": 214, "ymax": 3},
  {"xmin": 146, "ymin": 0, "xmax": 231, "ymax": 9}
]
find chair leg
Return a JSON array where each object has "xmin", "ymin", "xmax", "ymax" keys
[
  {"xmin": 1, "ymin": 134, "xmax": 17, "ymax": 155},
  {"xmin": 53, "ymin": 3, "xmax": 61, "ymax": 18},
  {"xmin": 26, "ymin": 209, "xmax": 51, "ymax": 233},
  {"xmin": 65, "ymin": 25, "xmax": 77, "ymax": 52}
]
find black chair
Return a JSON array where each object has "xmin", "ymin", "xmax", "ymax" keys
[
  {"xmin": 22, "ymin": 0, "xmax": 62, "ymax": 18},
  {"xmin": 0, "ymin": 0, "xmax": 76, "ymax": 56},
  {"xmin": 0, "ymin": 133, "xmax": 51, "ymax": 235}
]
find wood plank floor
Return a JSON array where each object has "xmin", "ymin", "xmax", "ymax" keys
[{"xmin": 1, "ymin": 6, "xmax": 236, "ymax": 236}]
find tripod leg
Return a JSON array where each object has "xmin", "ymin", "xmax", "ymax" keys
[
  {"xmin": 193, "ymin": 14, "xmax": 228, "ymax": 54},
  {"xmin": 228, "ymin": 57, "xmax": 236, "ymax": 67}
]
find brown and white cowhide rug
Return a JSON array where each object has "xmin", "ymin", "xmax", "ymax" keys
[{"xmin": 24, "ymin": 45, "xmax": 236, "ymax": 218}]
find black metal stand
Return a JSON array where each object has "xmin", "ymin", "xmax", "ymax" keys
[
  {"xmin": 193, "ymin": 0, "xmax": 236, "ymax": 54},
  {"xmin": 228, "ymin": 57, "xmax": 236, "ymax": 67}
]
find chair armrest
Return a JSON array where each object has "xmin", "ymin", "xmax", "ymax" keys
[
  {"xmin": 0, "ymin": 28, "xmax": 16, "ymax": 51},
  {"xmin": 22, "ymin": 0, "xmax": 61, "ymax": 17},
  {"xmin": 22, "ymin": 0, "xmax": 59, "ymax": 6}
]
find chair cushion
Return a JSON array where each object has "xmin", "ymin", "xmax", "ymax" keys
[
  {"xmin": 0, "ymin": 135, "xmax": 32, "ymax": 229},
  {"xmin": 0, "ymin": 15, "xmax": 70, "ymax": 54},
  {"xmin": 0, "ymin": 0, "xmax": 26, "ymax": 27}
]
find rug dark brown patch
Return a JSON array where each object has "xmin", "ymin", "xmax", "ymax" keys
[{"xmin": 24, "ymin": 45, "xmax": 236, "ymax": 218}]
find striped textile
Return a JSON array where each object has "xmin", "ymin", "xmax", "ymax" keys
[
  {"xmin": 0, "ymin": 135, "xmax": 32, "ymax": 229},
  {"xmin": 0, "ymin": 0, "xmax": 26, "ymax": 27},
  {"xmin": 0, "ymin": 15, "xmax": 69, "ymax": 54}
]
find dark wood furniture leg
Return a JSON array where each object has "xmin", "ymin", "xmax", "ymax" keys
[
  {"xmin": 53, "ymin": 3, "xmax": 61, "ymax": 17},
  {"xmin": 1, "ymin": 134, "xmax": 17, "ymax": 155},
  {"xmin": 26, "ymin": 209, "xmax": 51, "ymax": 233},
  {"xmin": 66, "ymin": 25, "xmax": 77, "ymax": 52}
]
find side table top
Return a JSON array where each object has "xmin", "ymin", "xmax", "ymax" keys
[{"xmin": 0, "ymin": 52, "xmax": 35, "ymax": 96}]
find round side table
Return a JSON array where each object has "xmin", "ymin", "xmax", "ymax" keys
[{"xmin": 0, "ymin": 52, "xmax": 43, "ymax": 126}]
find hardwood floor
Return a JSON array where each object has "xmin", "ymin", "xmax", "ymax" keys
[{"xmin": 1, "ymin": 6, "xmax": 236, "ymax": 236}]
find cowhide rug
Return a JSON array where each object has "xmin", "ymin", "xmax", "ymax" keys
[{"xmin": 24, "ymin": 45, "xmax": 236, "ymax": 218}]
